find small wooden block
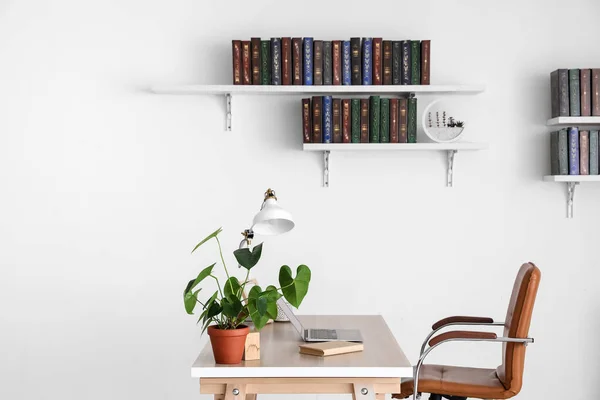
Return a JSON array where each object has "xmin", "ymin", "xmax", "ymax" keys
[{"xmin": 243, "ymin": 331, "xmax": 260, "ymax": 361}]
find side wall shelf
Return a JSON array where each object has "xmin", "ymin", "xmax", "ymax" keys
[
  {"xmin": 543, "ymin": 175, "xmax": 600, "ymax": 218},
  {"xmin": 547, "ymin": 117, "xmax": 600, "ymax": 127}
]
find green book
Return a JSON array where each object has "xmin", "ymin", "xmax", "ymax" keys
[
  {"xmin": 369, "ymin": 96, "xmax": 380, "ymax": 143},
  {"xmin": 569, "ymin": 69, "xmax": 580, "ymax": 116},
  {"xmin": 380, "ymin": 98, "xmax": 390, "ymax": 143},
  {"xmin": 551, "ymin": 130, "xmax": 569, "ymax": 175},
  {"xmin": 351, "ymin": 99, "xmax": 360, "ymax": 143},
  {"xmin": 591, "ymin": 130, "xmax": 599, "ymax": 175},
  {"xmin": 407, "ymin": 97, "xmax": 417, "ymax": 143},
  {"xmin": 261, "ymin": 41, "xmax": 271, "ymax": 85},
  {"xmin": 410, "ymin": 41, "xmax": 421, "ymax": 85}
]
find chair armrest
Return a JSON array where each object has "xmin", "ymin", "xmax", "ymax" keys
[
  {"xmin": 428, "ymin": 330, "xmax": 497, "ymax": 346},
  {"xmin": 432, "ymin": 316, "xmax": 494, "ymax": 330}
]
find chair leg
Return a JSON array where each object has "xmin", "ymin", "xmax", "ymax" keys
[{"xmin": 429, "ymin": 395, "xmax": 442, "ymax": 400}]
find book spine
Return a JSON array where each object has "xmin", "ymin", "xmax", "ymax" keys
[
  {"xmin": 373, "ymin": 38, "xmax": 382, "ymax": 85},
  {"xmin": 302, "ymin": 98, "xmax": 312, "ymax": 143},
  {"xmin": 369, "ymin": 95, "xmax": 380, "ymax": 142},
  {"xmin": 342, "ymin": 41, "xmax": 351, "ymax": 85},
  {"xmin": 360, "ymin": 99, "xmax": 369, "ymax": 143},
  {"xmin": 261, "ymin": 41, "xmax": 271, "ymax": 85},
  {"xmin": 569, "ymin": 69, "xmax": 581, "ymax": 116},
  {"xmin": 568, "ymin": 127, "xmax": 580, "ymax": 174},
  {"xmin": 390, "ymin": 98, "xmax": 399, "ymax": 143},
  {"xmin": 303, "ymin": 38, "xmax": 313, "ymax": 85},
  {"xmin": 591, "ymin": 130, "xmax": 599, "ymax": 174},
  {"xmin": 271, "ymin": 38, "xmax": 281, "ymax": 85},
  {"xmin": 551, "ymin": 70, "xmax": 570, "ymax": 117},
  {"xmin": 550, "ymin": 70, "xmax": 559, "ymax": 118},
  {"xmin": 399, "ymin": 98, "xmax": 408, "ymax": 143},
  {"xmin": 410, "ymin": 40, "xmax": 421, "ymax": 85},
  {"xmin": 392, "ymin": 41, "xmax": 401, "ymax": 85},
  {"xmin": 323, "ymin": 41, "xmax": 332, "ymax": 85},
  {"xmin": 350, "ymin": 38, "xmax": 362, "ymax": 85},
  {"xmin": 383, "ymin": 41, "xmax": 392, "ymax": 85},
  {"xmin": 407, "ymin": 97, "xmax": 417, "ymax": 143},
  {"xmin": 323, "ymin": 96, "xmax": 333, "ymax": 143},
  {"xmin": 421, "ymin": 40, "xmax": 430, "ymax": 85},
  {"xmin": 550, "ymin": 131, "xmax": 559, "ymax": 175},
  {"xmin": 342, "ymin": 99, "xmax": 351, "ymax": 143},
  {"xmin": 362, "ymin": 38, "xmax": 372, "ymax": 85},
  {"xmin": 332, "ymin": 98, "xmax": 342, "ymax": 143},
  {"xmin": 281, "ymin": 37, "xmax": 292, "ymax": 85},
  {"xmin": 333, "ymin": 41, "xmax": 342, "ymax": 85},
  {"xmin": 380, "ymin": 98, "xmax": 390, "ymax": 143},
  {"xmin": 292, "ymin": 38, "xmax": 303, "ymax": 85},
  {"xmin": 401, "ymin": 40, "xmax": 411, "ymax": 85},
  {"xmin": 351, "ymin": 99, "xmax": 360, "ymax": 143},
  {"xmin": 581, "ymin": 69, "xmax": 592, "ymax": 117},
  {"xmin": 232, "ymin": 40, "xmax": 242, "ymax": 85},
  {"xmin": 312, "ymin": 96, "xmax": 322, "ymax": 143},
  {"xmin": 314, "ymin": 40, "xmax": 324, "ymax": 85},
  {"xmin": 242, "ymin": 41, "xmax": 251, "ymax": 84},
  {"xmin": 593, "ymin": 69, "xmax": 600, "ymax": 116},
  {"xmin": 251, "ymin": 37, "xmax": 262, "ymax": 85},
  {"xmin": 580, "ymin": 130, "xmax": 590, "ymax": 175},
  {"xmin": 558, "ymin": 129, "xmax": 569, "ymax": 175}
]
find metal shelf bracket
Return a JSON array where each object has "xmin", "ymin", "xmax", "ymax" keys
[
  {"xmin": 323, "ymin": 151, "xmax": 330, "ymax": 187},
  {"xmin": 226, "ymin": 93, "xmax": 232, "ymax": 131},
  {"xmin": 446, "ymin": 150, "xmax": 458, "ymax": 187},
  {"xmin": 567, "ymin": 182, "xmax": 578, "ymax": 218}
]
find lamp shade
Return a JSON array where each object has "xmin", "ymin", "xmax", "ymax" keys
[{"xmin": 251, "ymin": 197, "xmax": 295, "ymax": 235}]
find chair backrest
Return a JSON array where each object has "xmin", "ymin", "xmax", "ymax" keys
[{"xmin": 496, "ymin": 262, "xmax": 541, "ymax": 395}]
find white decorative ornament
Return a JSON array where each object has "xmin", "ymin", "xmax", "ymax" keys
[{"xmin": 422, "ymin": 99, "xmax": 465, "ymax": 143}]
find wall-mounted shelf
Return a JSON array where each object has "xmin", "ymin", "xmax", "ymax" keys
[
  {"xmin": 547, "ymin": 117, "xmax": 600, "ymax": 127},
  {"xmin": 543, "ymin": 175, "xmax": 600, "ymax": 218},
  {"xmin": 151, "ymin": 84, "xmax": 485, "ymax": 131},
  {"xmin": 303, "ymin": 142, "xmax": 487, "ymax": 188}
]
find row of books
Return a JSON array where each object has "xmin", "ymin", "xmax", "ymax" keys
[
  {"xmin": 551, "ymin": 128, "xmax": 599, "ymax": 175},
  {"xmin": 233, "ymin": 38, "xmax": 431, "ymax": 86},
  {"xmin": 302, "ymin": 96, "xmax": 418, "ymax": 144},
  {"xmin": 550, "ymin": 69, "xmax": 600, "ymax": 117}
]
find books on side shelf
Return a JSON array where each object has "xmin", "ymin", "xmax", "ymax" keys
[
  {"xmin": 551, "ymin": 128, "xmax": 599, "ymax": 175},
  {"xmin": 551, "ymin": 69, "xmax": 600, "ymax": 117}
]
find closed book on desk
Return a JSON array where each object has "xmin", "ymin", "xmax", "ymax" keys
[{"xmin": 299, "ymin": 341, "xmax": 364, "ymax": 357}]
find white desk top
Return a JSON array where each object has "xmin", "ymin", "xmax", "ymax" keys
[{"xmin": 191, "ymin": 315, "xmax": 412, "ymax": 378}]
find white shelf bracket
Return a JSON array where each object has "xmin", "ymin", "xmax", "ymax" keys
[
  {"xmin": 323, "ymin": 151, "xmax": 330, "ymax": 187},
  {"xmin": 226, "ymin": 93, "xmax": 232, "ymax": 131},
  {"xmin": 567, "ymin": 182, "xmax": 579, "ymax": 218},
  {"xmin": 446, "ymin": 150, "xmax": 457, "ymax": 187}
]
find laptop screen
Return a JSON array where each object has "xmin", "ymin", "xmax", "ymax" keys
[{"xmin": 276, "ymin": 298, "xmax": 304, "ymax": 339}]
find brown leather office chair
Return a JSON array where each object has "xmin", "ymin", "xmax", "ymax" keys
[{"xmin": 394, "ymin": 262, "xmax": 541, "ymax": 400}]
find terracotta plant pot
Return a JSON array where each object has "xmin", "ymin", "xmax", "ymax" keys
[{"xmin": 207, "ymin": 325, "xmax": 250, "ymax": 364}]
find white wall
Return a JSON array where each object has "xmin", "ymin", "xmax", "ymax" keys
[{"xmin": 2, "ymin": 0, "xmax": 600, "ymax": 399}]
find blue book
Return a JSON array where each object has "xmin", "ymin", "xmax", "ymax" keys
[
  {"xmin": 303, "ymin": 38, "xmax": 313, "ymax": 85},
  {"xmin": 362, "ymin": 38, "xmax": 372, "ymax": 85},
  {"xmin": 568, "ymin": 127, "xmax": 580, "ymax": 175},
  {"xmin": 342, "ymin": 41, "xmax": 351, "ymax": 85},
  {"xmin": 271, "ymin": 38, "xmax": 281, "ymax": 85},
  {"xmin": 323, "ymin": 96, "xmax": 333, "ymax": 143}
]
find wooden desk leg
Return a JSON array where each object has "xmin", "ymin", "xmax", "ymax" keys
[
  {"xmin": 376, "ymin": 394, "xmax": 385, "ymax": 400},
  {"xmin": 245, "ymin": 394, "xmax": 257, "ymax": 400},
  {"xmin": 224, "ymin": 383, "xmax": 247, "ymax": 400},
  {"xmin": 352, "ymin": 384, "xmax": 375, "ymax": 400}
]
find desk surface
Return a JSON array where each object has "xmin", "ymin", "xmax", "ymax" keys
[{"xmin": 191, "ymin": 315, "xmax": 412, "ymax": 378}]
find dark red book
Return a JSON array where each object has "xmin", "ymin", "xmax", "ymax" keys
[
  {"xmin": 281, "ymin": 38, "xmax": 292, "ymax": 85},
  {"xmin": 251, "ymin": 38, "xmax": 261, "ymax": 85},
  {"xmin": 383, "ymin": 41, "xmax": 392, "ymax": 85},
  {"xmin": 421, "ymin": 40, "xmax": 431, "ymax": 85},
  {"xmin": 398, "ymin": 98, "xmax": 408, "ymax": 143},
  {"xmin": 593, "ymin": 69, "xmax": 600, "ymax": 116},
  {"xmin": 390, "ymin": 98, "xmax": 399, "ymax": 143},
  {"xmin": 373, "ymin": 38, "xmax": 383, "ymax": 85},
  {"xmin": 232, "ymin": 40, "xmax": 242, "ymax": 85},
  {"xmin": 342, "ymin": 99, "xmax": 351, "ymax": 143},
  {"xmin": 241, "ymin": 41, "xmax": 251, "ymax": 85},
  {"xmin": 360, "ymin": 99, "xmax": 369, "ymax": 143},
  {"xmin": 332, "ymin": 41, "xmax": 342, "ymax": 85},
  {"xmin": 312, "ymin": 96, "xmax": 323, "ymax": 143},
  {"xmin": 292, "ymin": 38, "xmax": 303, "ymax": 85},
  {"xmin": 581, "ymin": 69, "xmax": 592, "ymax": 116},
  {"xmin": 302, "ymin": 98, "xmax": 312, "ymax": 143},
  {"xmin": 333, "ymin": 99, "xmax": 342, "ymax": 143},
  {"xmin": 314, "ymin": 41, "xmax": 324, "ymax": 85}
]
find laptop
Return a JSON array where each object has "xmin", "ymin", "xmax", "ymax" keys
[{"xmin": 276, "ymin": 298, "xmax": 363, "ymax": 342}]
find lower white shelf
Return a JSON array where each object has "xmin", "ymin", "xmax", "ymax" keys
[
  {"xmin": 303, "ymin": 142, "xmax": 487, "ymax": 188},
  {"xmin": 543, "ymin": 175, "xmax": 600, "ymax": 218}
]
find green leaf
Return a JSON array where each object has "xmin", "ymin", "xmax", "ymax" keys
[
  {"xmin": 257, "ymin": 295, "xmax": 268, "ymax": 315},
  {"xmin": 233, "ymin": 243, "xmax": 263, "ymax": 270},
  {"xmin": 184, "ymin": 290, "xmax": 198, "ymax": 315},
  {"xmin": 279, "ymin": 264, "xmax": 311, "ymax": 308},
  {"xmin": 224, "ymin": 276, "xmax": 241, "ymax": 299},
  {"xmin": 206, "ymin": 300, "xmax": 222, "ymax": 320},
  {"xmin": 264, "ymin": 285, "xmax": 282, "ymax": 301},
  {"xmin": 222, "ymin": 295, "xmax": 243, "ymax": 319},
  {"xmin": 247, "ymin": 285, "xmax": 270, "ymax": 330},
  {"xmin": 191, "ymin": 227, "xmax": 222, "ymax": 254},
  {"xmin": 197, "ymin": 308, "xmax": 208, "ymax": 324},
  {"xmin": 185, "ymin": 263, "xmax": 216, "ymax": 295}
]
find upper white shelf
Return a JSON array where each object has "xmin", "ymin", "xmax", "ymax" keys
[
  {"xmin": 543, "ymin": 175, "xmax": 600, "ymax": 182},
  {"xmin": 304, "ymin": 142, "xmax": 487, "ymax": 152},
  {"xmin": 151, "ymin": 84, "xmax": 485, "ymax": 96},
  {"xmin": 547, "ymin": 117, "xmax": 600, "ymax": 127}
]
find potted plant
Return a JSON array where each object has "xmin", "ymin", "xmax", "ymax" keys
[{"xmin": 183, "ymin": 227, "xmax": 311, "ymax": 364}]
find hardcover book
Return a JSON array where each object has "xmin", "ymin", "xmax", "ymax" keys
[
  {"xmin": 392, "ymin": 41, "xmax": 401, "ymax": 85},
  {"xmin": 410, "ymin": 40, "xmax": 421, "ymax": 85},
  {"xmin": 232, "ymin": 40, "xmax": 242, "ymax": 85},
  {"xmin": 261, "ymin": 41, "xmax": 271, "ymax": 85},
  {"xmin": 302, "ymin": 98, "xmax": 312, "ymax": 143},
  {"xmin": 242, "ymin": 40, "xmax": 251, "ymax": 85},
  {"xmin": 351, "ymin": 99, "xmax": 360, "ymax": 143},
  {"xmin": 369, "ymin": 95, "xmax": 381, "ymax": 142},
  {"xmin": 380, "ymin": 98, "xmax": 390, "ymax": 143},
  {"xmin": 271, "ymin": 38, "xmax": 282, "ymax": 85},
  {"xmin": 373, "ymin": 38, "xmax": 383, "ymax": 85},
  {"xmin": 401, "ymin": 40, "xmax": 411, "ymax": 85},
  {"xmin": 342, "ymin": 99, "xmax": 351, "ymax": 143},
  {"xmin": 332, "ymin": 98, "xmax": 342, "ymax": 143},
  {"xmin": 390, "ymin": 98, "xmax": 399, "ymax": 143},
  {"xmin": 550, "ymin": 69, "xmax": 569, "ymax": 117},
  {"xmin": 407, "ymin": 97, "xmax": 417, "ymax": 143},
  {"xmin": 298, "ymin": 341, "xmax": 364, "ymax": 357},
  {"xmin": 593, "ymin": 69, "xmax": 600, "ymax": 116},
  {"xmin": 350, "ymin": 38, "xmax": 362, "ymax": 85},
  {"xmin": 312, "ymin": 96, "xmax": 323, "ymax": 143},
  {"xmin": 399, "ymin": 98, "xmax": 408, "ymax": 143},
  {"xmin": 550, "ymin": 129, "xmax": 569, "ymax": 175},
  {"xmin": 581, "ymin": 69, "xmax": 592, "ymax": 117},
  {"xmin": 281, "ymin": 37, "xmax": 292, "ymax": 85},
  {"xmin": 323, "ymin": 95, "xmax": 333, "ymax": 143},
  {"xmin": 383, "ymin": 41, "xmax": 392, "ymax": 85},
  {"xmin": 332, "ymin": 41, "xmax": 342, "ymax": 85},
  {"xmin": 568, "ymin": 127, "xmax": 580, "ymax": 175},
  {"xmin": 292, "ymin": 38, "xmax": 303, "ymax": 85},
  {"xmin": 303, "ymin": 38, "xmax": 314, "ymax": 85},
  {"xmin": 251, "ymin": 37, "xmax": 262, "ymax": 85},
  {"xmin": 360, "ymin": 99, "xmax": 369, "ymax": 143},
  {"xmin": 421, "ymin": 40, "xmax": 431, "ymax": 85},
  {"xmin": 362, "ymin": 38, "xmax": 372, "ymax": 85},
  {"xmin": 569, "ymin": 69, "xmax": 581, "ymax": 116},
  {"xmin": 314, "ymin": 40, "xmax": 324, "ymax": 85},
  {"xmin": 580, "ymin": 130, "xmax": 590, "ymax": 175},
  {"xmin": 342, "ymin": 41, "xmax": 351, "ymax": 85},
  {"xmin": 591, "ymin": 130, "xmax": 599, "ymax": 174},
  {"xmin": 323, "ymin": 41, "xmax": 332, "ymax": 85}
]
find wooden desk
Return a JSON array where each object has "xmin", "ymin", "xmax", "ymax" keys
[{"xmin": 192, "ymin": 315, "xmax": 411, "ymax": 400}]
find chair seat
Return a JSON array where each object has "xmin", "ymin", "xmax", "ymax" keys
[{"xmin": 393, "ymin": 364, "xmax": 515, "ymax": 399}]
